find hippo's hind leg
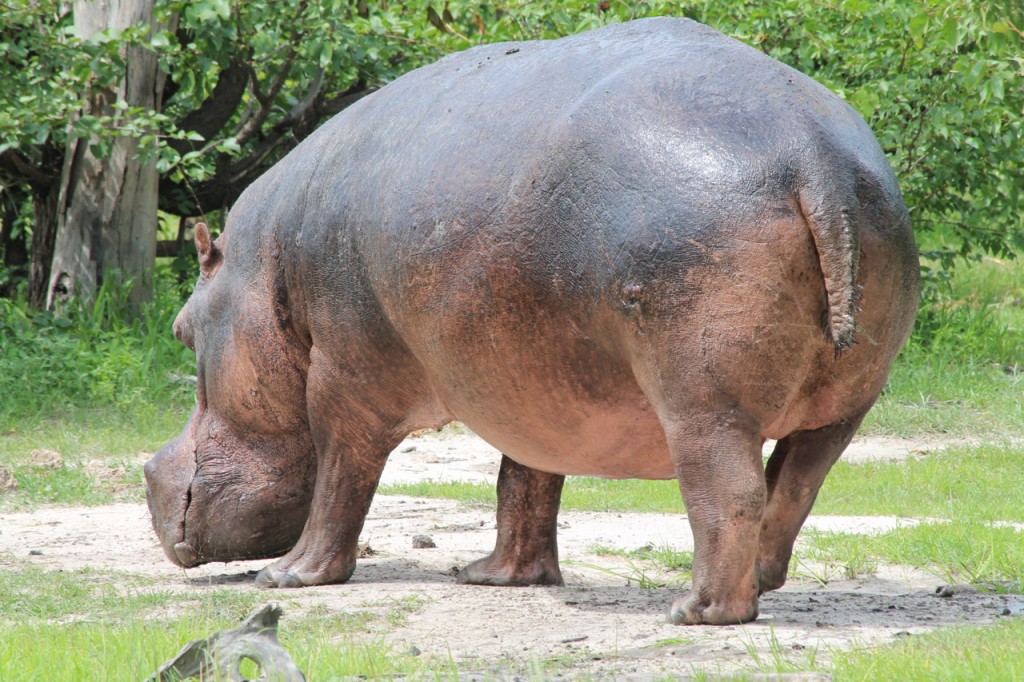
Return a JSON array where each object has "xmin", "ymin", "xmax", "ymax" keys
[
  {"xmin": 756, "ymin": 414, "xmax": 866, "ymax": 593},
  {"xmin": 256, "ymin": 346, "xmax": 418, "ymax": 589},
  {"xmin": 658, "ymin": 413, "xmax": 766, "ymax": 625},
  {"xmin": 458, "ymin": 455, "xmax": 565, "ymax": 586}
]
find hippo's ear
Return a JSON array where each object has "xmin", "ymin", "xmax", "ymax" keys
[{"xmin": 194, "ymin": 222, "xmax": 222, "ymax": 278}]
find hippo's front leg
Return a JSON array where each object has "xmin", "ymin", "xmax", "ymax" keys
[
  {"xmin": 256, "ymin": 349, "xmax": 407, "ymax": 589},
  {"xmin": 458, "ymin": 455, "xmax": 565, "ymax": 586}
]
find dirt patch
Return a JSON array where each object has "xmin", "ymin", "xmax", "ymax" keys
[{"xmin": 0, "ymin": 432, "xmax": 1019, "ymax": 679}]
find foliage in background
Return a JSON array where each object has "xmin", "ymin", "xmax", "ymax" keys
[
  {"xmin": 2, "ymin": 0, "xmax": 1022, "ymax": 308},
  {"xmin": 0, "ymin": 268, "xmax": 194, "ymax": 421}
]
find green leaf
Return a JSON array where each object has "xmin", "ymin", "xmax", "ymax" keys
[
  {"xmin": 217, "ymin": 137, "xmax": 241, "ymax": 154},
  {"xmin": 151, "ymin": 31, "xmax": 171, "ymax": 49},
  {"xmin": 210, "ymin": 0, "xmax": 231, "ymax": 20},
  {"xmin": 33, "ymin": 123, "xmax": 51, "ymax": 144},
  {"xmin": 908, "ymin": 13, "xmax": 929, "ymax": 49},
  {"xmin": 938, "ymin": 16, "xmax": 963, "ymax": 50},
  {"xmin": 849, "ymin": 88, "xmax": 880, "ymax": 118},
  {"xmin": 961, "ymin": 58, "xmax": 986, "ymax": 90},
  {"xmin": 987, "ymin": 75, "xmax": 1004, "ymax": 101},
  {"xmin": 319, "ymin": 43, "xmax": 333, "ymax": 68}
]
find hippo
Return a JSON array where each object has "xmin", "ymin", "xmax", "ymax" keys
[{"xmin": 145, "ymin": 17, "xmax": 919, "ymax": 625}]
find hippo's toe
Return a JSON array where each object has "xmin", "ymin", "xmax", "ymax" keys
[
  {"xmin": 254, "ymin": 565, "xmax": 283, "ymax": 588},
  {"xmin": 173, "ymin": 541, "xmax": 200, "ymax": 568}
]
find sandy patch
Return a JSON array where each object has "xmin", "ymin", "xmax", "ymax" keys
[{"xmin": 1, "ymin": 431, "xmax": 1020, "ymax": 679}]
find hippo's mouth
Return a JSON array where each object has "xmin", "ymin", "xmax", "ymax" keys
[
  {"xmin": 173, "ymin": 477, "xmax": 200, "ymax": 567},
  {"xmin": 173, "ymin": 444, "xmax": 203, "ymax": 568}
]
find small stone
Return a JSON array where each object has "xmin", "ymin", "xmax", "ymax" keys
[
  {"xmin": 407, "ymin": 645, "xmax": 421, "ymax": 657},
  {"xmin": 1002, "ymin": 608, "xmax": 1012, "ymax": 616},
  {"xmin": 29, "ymin": 549, "xmax": 43, "ymax": 556},
  {"xmin": 412, "ymin": 534, "xmax": 436, "ymax": 549},
  {"xmin": 401, "ymin": 445, "xmax": 417, "ymax": 453},
  {"xmin": 560, "ymin": 635, "xmax": 588, "ymax": 644}
]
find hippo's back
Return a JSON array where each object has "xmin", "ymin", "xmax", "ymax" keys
[{"xmin": 282, "ymin": 16, "xmax": 909, "ymax": 324}]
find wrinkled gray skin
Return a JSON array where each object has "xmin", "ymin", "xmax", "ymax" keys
[{"xmin": 146, "ymin": 18, "xmax": 919, "ymax": 625}]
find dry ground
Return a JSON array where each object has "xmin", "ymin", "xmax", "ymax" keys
[{"xmin": 1, "ymin": 431, "xmax": 1019, "ymax": 680}]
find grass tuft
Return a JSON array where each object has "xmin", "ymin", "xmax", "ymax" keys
[
  {"xmin": 801, "ymin": 522, "xmax": 1024, "ymax": 589},
  {"xmin": 832, "ymin": 618, "xmax": 1024, "ymax": 681}
]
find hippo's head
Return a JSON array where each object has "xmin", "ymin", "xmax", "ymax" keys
[{"xmin": 145, "ymin": 223, "xmax": 315, "ymax": 567}]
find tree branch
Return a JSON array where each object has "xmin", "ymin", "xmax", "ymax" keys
[
  {"xmin": 236, "ymin": 47, "xmax": 297, "ymax": 146},
  {"xmin": 168, "ymin": 61, "xmax": 249, "ymax": 155},
  {"xmin": 0, "ymin": 150, "xmax": 55, "ymax": 187},
  {"xmin": 280, "ymin": 66, "xmax": 324, "ymax": 127},
  {"xmin": 321, "ymin": 79, "xmax": 372, "ymax": 116}
]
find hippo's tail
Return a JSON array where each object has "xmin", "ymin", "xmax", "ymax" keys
[{"xmin": 796, "ymin": 178, "xmax": 861, "ymax": 355}]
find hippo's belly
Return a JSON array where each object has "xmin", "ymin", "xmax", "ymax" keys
[
  {"xmin": 454, "ymin": 379, "xmax": 674, "ymax": 480},
  {"xmin": 405, "ymin": 299, "xmax": 676, "ymax": 478}
]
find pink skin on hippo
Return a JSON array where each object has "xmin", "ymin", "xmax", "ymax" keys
[{"xmin": 144, "ymin": 17, "xmax": 919, "ymax": 625}]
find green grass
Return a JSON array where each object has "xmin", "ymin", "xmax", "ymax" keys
[
  {"xmin": 0, "ymin": 404, "xmax": 190, "ymax": 462},
  {"xmin": 0, "ymin": 272, "xmax": 196, "ymax": 425},
  {"xmin": 0, "ymin": 610, "xmax": 431, "ymax": 682},
  {"xmin": 0, "ymin": 406, "xmax": 191, "ymax": 510},
  {"xmin": 863, "ymin": 347, "xmax": 1024, "ymax": 437},
  {"xmin": 831, "ymin": 618, "xmax": 1024, "ymax": 681},
  {"xmin": 380, "ymin": 476, "xmax": 687, "ymax": 513},
  {"xmin": 0, "ymin": 560, "xmax": 441, "ymax": 681},
  {"xmin": 384, "ymin": 441, "xmax": 1024, "ymax": 523},
  {"xmin": 814, "ymin": 442, "xmax": 1024, "ymax": 520},
  {"xmin": 802, "ymin": 521, "xmax": 1024, "ymax": 589},
  {"xmin": 0, "ymin": 458, "xmax": 143, "ymax": 509},
  {"xmin": 862, "ymin": 255, "xmax": 1024, "ymax": 438},
  {"xmin": 578, "ymin": 543, "xmax": 695, "ymax": 589},
  {"xmin": 0, "ymin": 273, "xmax": 196, "ymax": 509}
]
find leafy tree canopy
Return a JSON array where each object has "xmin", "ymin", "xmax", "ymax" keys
[{"xmin": 1, "ymin": 0, "xmax": 1021, "ymax": 302}]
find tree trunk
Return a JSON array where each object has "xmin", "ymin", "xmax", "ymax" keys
[
  {"xmin": 47, "ymin": 0, "xmax": 168, "ymax": 313},
  {"xmin": 28, "ymin": 182, "xmax": 60, "ymax": 308}
]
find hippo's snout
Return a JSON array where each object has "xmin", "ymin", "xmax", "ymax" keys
[
  {"xmin": 145, "ymin": 424, "xmax": 198, "ymax": 568},
  {"xmin": 146, "ymin": 410, "xmax": 316, "ymax": 567}
]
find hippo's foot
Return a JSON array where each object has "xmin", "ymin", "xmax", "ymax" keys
[
  {"xmin": 457, "ymin": 551, "xmax": 563, "ymax": 587},
  {"xmin": 254, "ymin": 552, "xmax": 356, "ymax": 589},
  {"xmin": 666, "ymin": 591, "xmax": 759, "ymax": 625}
]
